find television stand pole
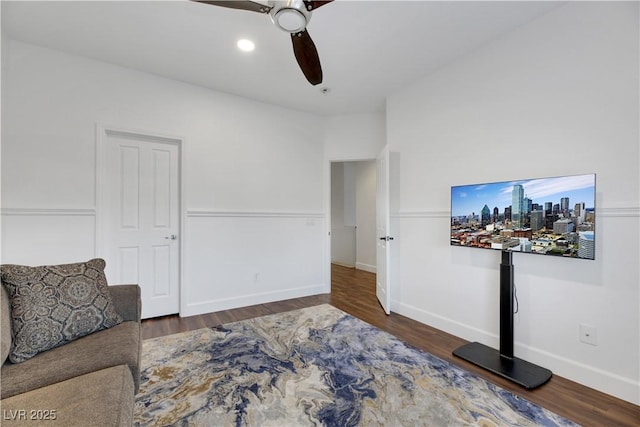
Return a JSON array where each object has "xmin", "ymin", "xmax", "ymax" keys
[{"xmin": 453, "ymin": 251, "xmax": 552, "ymax": 389}]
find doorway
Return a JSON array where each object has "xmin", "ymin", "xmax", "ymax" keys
[
  {"xmin": 330, "ymin": 160, "xmax": 377, "ymax": 273},
  {"xmin": 327, "ymin": 147, "xmax": 396, "ymax": 315}
]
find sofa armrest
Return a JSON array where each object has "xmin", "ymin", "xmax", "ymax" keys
[{"xmin": 108, "ymin": 285, "xmax": 141, "ymax": 323}]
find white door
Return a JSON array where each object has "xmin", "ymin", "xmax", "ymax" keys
[
  {"xmin": 102, "ymin": 130, "xmax": 180, "ymax": 319},
  {"xmin": 376, "ymin": 146, "xmax": 392, "ymax": 314}
]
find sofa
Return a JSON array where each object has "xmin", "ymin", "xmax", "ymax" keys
[{"xmin": 0, "ymin": 260, "xmax": 141, "ymax": 427}]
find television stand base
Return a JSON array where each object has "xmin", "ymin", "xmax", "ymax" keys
[{"xmin": 453, "ymin": 342, "xmax": 552, "ymax": 389}]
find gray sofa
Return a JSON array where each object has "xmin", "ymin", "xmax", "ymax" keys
[{"xmin": 1, "ymin": 284, "xmax": 141, "ymax": 426}]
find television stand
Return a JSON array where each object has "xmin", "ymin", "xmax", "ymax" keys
[{"xmin": 453, "ymin": 251, "xmax": 552, "ymax": 389}]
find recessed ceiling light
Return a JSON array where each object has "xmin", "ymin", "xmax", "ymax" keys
[{"xmin": 237, "ymin": 39, "xmax": 255, "ymax": 52}]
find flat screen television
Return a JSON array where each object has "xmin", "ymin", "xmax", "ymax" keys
[{"xmin": 450, "ymin": 173, "xmax": 596, "ymax": 260}]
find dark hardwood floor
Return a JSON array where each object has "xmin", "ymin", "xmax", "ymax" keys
[{"xmin": 142, "ymin": 264, "xmax": 639, "ymax": 427}]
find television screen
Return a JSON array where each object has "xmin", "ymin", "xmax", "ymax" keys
[{"xmin": 451, "ymin": 174, "xmax": 596, "ymax": 260}]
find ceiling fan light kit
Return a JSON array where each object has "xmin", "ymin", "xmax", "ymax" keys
[
  {"xmin": 193, "ymin": 0, "xmax": 333, "ymax": 85},
  {"xmin": 272, "ymin": 8, "xmax": 308, "ymax": 33},
  {"xmin": 270, "ymin": 0, "xmax": 311, "ymax": 33}
]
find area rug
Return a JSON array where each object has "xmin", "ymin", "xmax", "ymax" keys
[{"xmin": 134, "ymin": 304, "xmax": 578, "ymax": 426}]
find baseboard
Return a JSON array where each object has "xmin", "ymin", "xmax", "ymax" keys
[
  {"xmin": 331, "ymin": 261, "xmax": 355, "ymax": 268},
  {"xmin": 355, "ymin": 262, "xmax": 376, "ymax": 273},
  {"xmin": 182, "ymin": 284, "xmax": 327, "ymax": 317},
  {"xmin": 394, "ymin": 300, "xmax": 640, "ymax": 405}
]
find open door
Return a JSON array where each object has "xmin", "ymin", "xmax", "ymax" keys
[{"xmin": 376, "ymin": 146, "xmax": 392, "ymax": 314}]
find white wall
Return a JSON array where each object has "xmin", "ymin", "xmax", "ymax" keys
[
  {"xmin": 387, "ymin": 2, "xmax": 639, "ymax": 404},
  {"xmin": 1, "ymin": 40, "xmax": 326, "ymax": 316},
  {"xmin": 330, "ymin": 162, "xmax": 356, "ymax": 267},
  {"xmin": 324, "ymin": 113, "xmax": 386, "ymax": 161},
  {"xmin": 355, "ymin": 161, "xmax": 376, "ymax": 272}
]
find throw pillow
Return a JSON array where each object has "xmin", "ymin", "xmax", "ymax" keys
[{"xmin": 1, "ymin": 258, "xmax": 123, "ymax": 363}]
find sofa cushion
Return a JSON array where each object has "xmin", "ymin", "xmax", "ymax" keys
[
  {"xmin": 1, "ymin": 259, "xmax": 123, "ymax": 363},
  {"xmin": 0, "ymin": 364, "xmax": 134, "ymax": 427},
  {"xmin": 1, "ymin": 320, "xmax": 140, "ymax": 399}
]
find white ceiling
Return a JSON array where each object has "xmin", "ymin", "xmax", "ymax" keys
[{"xmin": 2, "ymin": 0, "xmax": 564, "ymax": 115}]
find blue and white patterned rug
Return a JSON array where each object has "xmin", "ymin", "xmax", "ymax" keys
[{"xmin": 134, "ymin": 304, "xmax": 579, "ymax": 426}]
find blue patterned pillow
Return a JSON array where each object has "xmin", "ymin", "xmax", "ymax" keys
[{"xmin": 1, "ymin": 259, "xmax": 123, "ymax": 363}]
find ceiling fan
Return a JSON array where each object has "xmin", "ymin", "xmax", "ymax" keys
[{"xmin": 193, "ymin": 0, "xmax": 334, "ymax": 85}]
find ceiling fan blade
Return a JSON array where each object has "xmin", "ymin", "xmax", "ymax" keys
[
  {"xmin": 291, "ymin": 30, "xmax": 323, "ymax": 85},
  {"xmin": 304, "ymin": 1, "xmax": 334, "ymax": 11},
  {"xmin": 192, "ymin": 1, "xmax": 271, "ymax": 14}
]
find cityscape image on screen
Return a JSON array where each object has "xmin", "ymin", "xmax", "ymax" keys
[{"xmin": 450, "ymin": 174, "xmax": 596, "ymax": 259}]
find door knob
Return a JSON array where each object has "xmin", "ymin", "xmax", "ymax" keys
[{"xmin": 165, "ymin": 234, "xmax": 177, "ymax": 240}]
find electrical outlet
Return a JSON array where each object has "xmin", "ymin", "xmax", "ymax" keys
[{"xmin": 580, "ymin": 324, "xmax": 597, "ymax": 346}]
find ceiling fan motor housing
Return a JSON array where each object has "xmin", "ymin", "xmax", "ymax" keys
[{"xmin": 269, "ymin": 0, "xmax": 312, "ymax": 33}]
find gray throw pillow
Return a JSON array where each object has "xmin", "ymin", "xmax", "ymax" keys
[{"xmin": 1, "ymin": 258, "xmax": 123, "ymax": 363}]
